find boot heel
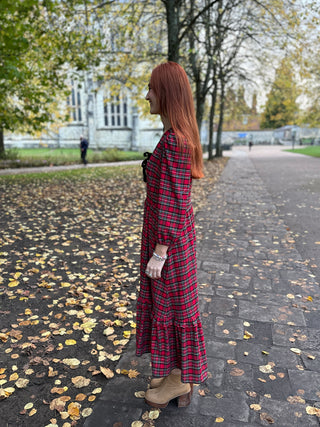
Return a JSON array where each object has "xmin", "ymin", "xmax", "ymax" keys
[{"xmin": 178, "ymin": 384, "xmax": 193, "ymax": 407}]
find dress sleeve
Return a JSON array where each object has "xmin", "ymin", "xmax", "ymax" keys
[{"xmin": 157, "ymin": 132, "xmax": 192, "ymax": 246}]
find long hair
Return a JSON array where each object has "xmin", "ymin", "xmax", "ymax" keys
[{"xmin": 150, "ymin": 62, "xmax": 204, "ymax": 179}]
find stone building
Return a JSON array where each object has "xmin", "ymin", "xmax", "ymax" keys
[{"xmin": 4, "ymin": 73, "xmax": 163, "ymax": 153}]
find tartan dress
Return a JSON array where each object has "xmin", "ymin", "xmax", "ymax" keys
[{"xmin": 136, "ymin": 129, "xmax": 208, "ymax": 384}]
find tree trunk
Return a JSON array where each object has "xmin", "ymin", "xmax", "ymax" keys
[
  {"xmin": 215, "ymin": 80, "xmax": 225, "ymax": 157},
  {"xmin": 164, "ymin": 0, "xmax": 181, "ymax": 62},
  {"xmin": 208, "ymin": 83, "xmax": 217, "ymax": 160},
  {"xmin": 0, "ymin": 128, "xmax": 4, "ymax": 158}
]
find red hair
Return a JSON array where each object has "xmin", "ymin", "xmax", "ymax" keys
[{"xmin": 150, "ymin": 62, "xmax": 204, "ymax": 179}]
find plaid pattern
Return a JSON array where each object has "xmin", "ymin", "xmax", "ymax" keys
[{"xmin": 136, "ymin": 130, "xmax": 208, "ymax": 384}]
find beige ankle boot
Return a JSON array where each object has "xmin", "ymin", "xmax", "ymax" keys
[
  {"xmin": 145, "ymin": 372, "xmax": 193, "ymax": 408},
  {"xmin": 150, "ymin": 377, "xmax": 165, "ymax": 389}
]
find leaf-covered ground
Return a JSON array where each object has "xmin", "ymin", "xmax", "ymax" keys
[{"xmin": 0, "ymin": 158, "xmax": 227, "ymax": 427}]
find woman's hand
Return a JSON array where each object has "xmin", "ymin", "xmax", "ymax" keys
[
  {"xmin": 145, "ymin": 256, "xmax": 165, "ymax": 279},
  {"xmin": 145, "ymin": 244, "xmax": 168, "ymax": 280}
]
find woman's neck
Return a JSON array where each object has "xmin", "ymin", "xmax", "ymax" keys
[{"xmin": 161, "ymin": 116, "xmax": 171, "ymax": 133}]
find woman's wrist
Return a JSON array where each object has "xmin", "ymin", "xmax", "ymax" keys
[{"xmin": 155, "ymin": 244, "xmax": 168, "ymax": 257}]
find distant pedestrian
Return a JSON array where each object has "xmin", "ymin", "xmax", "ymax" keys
[
  {"xmin": 80, "ymin": 135, "xmax": 89, "ymax": 165},
  {"xmin": 249, "ymin": 138, "xmax": 253, "ymax": 151},
  {"xmin": 136, "ymin": 62, "xmax": 208, "ymax": 409}
]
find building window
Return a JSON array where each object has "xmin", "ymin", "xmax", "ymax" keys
[
  {"xmin": 67, "ymin": 80, "xmax": 82, "ymax": 122},
  {"xmin": 104, "ymin": 94, "xmax": 128, "ymax": 127}
]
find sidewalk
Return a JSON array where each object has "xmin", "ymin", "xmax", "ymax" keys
[{"xmin": 85, "ymin": 150, "xmax": 320, "ymax": 426}]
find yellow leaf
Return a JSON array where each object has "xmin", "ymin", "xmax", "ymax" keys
[
  {"xmin": 0, "ymin": 333, "xmax": 8, "ymax": 342},
  {"xmin": 67, "ymin": 402, "xmax": 81, "ymax": 419},
  {"xmin": 61, "ymin": 282, "xmax": 71, "ymax": 287},
  {"xmin": 244, "ymin": 330, "xmax": 253, "ymax": 340},
  {"xmin": 100, "ymin": 367, "xmax": 114, "ymax": 379},
  {"xmin": 8, "ymin": 280, "xmax": 19, "ymax": 287},
  {"xmin": 134, "ymin": 391, "xmax": 145, "ymax": 398},
  {"xmin": 128, "ymin": 369, "xmax": 140, "ymax": 379},
  {"xmin": 62, "ymin": 358, "xmax": 80, "ymax": 368},
  {"xmin": 290, "ymin": 348, "xmax": 302, "ymax": 355},
  {"xmin": 82, "ymin": 408, "xmax": 93, "ymax": 417},
  {"xmin": 131, "ymin": 422, "xmax": 144, "ymax": 427},
  {"xmin": 123, "ymin": 330, "xmax": 131, "ymax": 338},
  {"xmin": 51, "ymin": 386, "xmax": 68, "ymax": 394},
  {"xmin": 259, "ymin": 365, "xmax": 274, "ymax": 374},
  {"xmin": 9, "ymin": 373, "xmax": 19, "ymax": 381},
  {"xmin": 306, "ymin": 406, "xmax": 320, "ymax": 416},
  {"xmin": 71, "ymin": 376, "xmax": 90, "ymax": 388},
  {"xmin": 92, "ymin": 388, "xmax": 102, "ymax": 394},
  {"xmin": 149, "ymin": 409, "xmax": 160, "ymax": 420},
  {"xmin": 75, "ymin": 393, "xmax": 87, "ymax": 401},
  {"xmin": 15, "ymin": 378, "xmax": 29, "ymax": 388},
  {"xmin": 250, "ymin": 404, "xmax": 262, "ymax": 411},
  {"xmin": 307, "ymin": 296, "xmax": 313, "ymax": 302},
  {"xmin": 24, "ymin": 402, "xmax": 33, "ymax": 410},
  {"xmin": 103, "ymin": 327, "xmax": 115, "ymax": 336},
  {"xmin": 29, "ymin": 408, "xmax": 37, "ymax": 416},
  {"xmin": 215, "ymin": 418, "xmax": 224, "ymax": 423},
  {"xmin": 88, "ymin": 395, "xmax": 96, "ymax": 402},
  {"xmin": 65, "ymin": 339, "xmax": 77, "ymax": 346}
]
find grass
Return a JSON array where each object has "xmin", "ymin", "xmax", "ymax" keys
[
  {"xmin": 0, "ymin": 148, "xmax": 144, "ymax": 168},
  {"xmin": 285, "ymin": 146, "xmax": 320, "ymax": 158},
  {"xmin": 0, "ymin": 164, "xmax": 141, "ymax": 184}
]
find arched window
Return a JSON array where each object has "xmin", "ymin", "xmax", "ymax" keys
[
  {"xmin": 103, "ymin": 94, "xmax": 128, "ymax": 128},
  {"xmin": 67, "ymin": 80, "xmax": 82, "ymax": 122}
]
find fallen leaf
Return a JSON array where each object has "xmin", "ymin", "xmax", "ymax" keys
[
  {"xmin": 260, "ymin": 412, "xmax": 275, "ymax": 424},
  {"xmin": 71, "ymin": 376, "xmax": 90, "ymax": 388},
  {"xmin": 149, "ymin": 409, "xmax": 160, "ymax": 420},
  {"xmin": 100, "ymin": 367, "xmax": 114, "ymax": 379},
  {"xmin": 230, "ymin": 368, "xmax": 244, "ymax": 377},
  {"xmin": 250, "ymin": 404, "xmax": 261, "ymax": 411},
  {"xmin": 82, "ymin": 407, "xmax": 93, "ymax": 417}
]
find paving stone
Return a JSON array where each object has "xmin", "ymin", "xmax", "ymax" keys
[
  {"xmin": 206, "ymin": 339, "xmax": 236, "ymax": 360},
  {"xmin": 272, "ymin": 324, "xmax": 320, "ymax": 351},
  {"xmin": 224, "ymin": 362, "xmax": 254, "ymax": 391},
  {"xmin": 301, "ymin": 350, "xmax": 320, "ymax": 372},
  {"xmin": 304, "ymin": 310, "xmax": 320, "ymax": 329},
  {"xmin": 239, "ymin": 300, "xmax": 306, "ymax": 326},
  {"xmin": 83, "ymin": 401, "xmax": 143, "ymax": 427},
  {"xmin": 252, "ymin": 278, "xmax": 273, "ymax": 292},
  {"xmin": 252, "ymin": 366, "xmax": 293, "ymax": 401},
  {"xmin": 202, "ymin": 261, "xmax": 230, "ymax": 273},
  {"xmin": 199, "ymin": 391, "xmax": 250, "ymax": 422},
  {"xmin": 215, "ymin": 287, "xmax": 250, "ymax": 299},
  {"xmin": 264, "ymin": 346, "xmax": 299, "ymax": 369},
  {"xmin": 235, "ymin": 342, "xmax": 267, "ymax": 365},
  {"xmin": 241, "ymin": 320, "xmax": 273, "ymax": 346},
  {"xmin": 254, "ymin": 396, "xmax": 319, "ymax": 426},
  {"xmin": 214, "ymin": 272, "xmax": 251, "ymax": 289},
  {"xmin": 215, "ymin": 316, "xmax": 244, "ymax": 340},
  {"xmin": 206, "ymin": 357, "xmax": 226, "ymax": 387},
  {"xmin": 206, "ymin": 297, "xmax": 238, "ymax": 316},
  {"xmin": 198, "ymin": 282, "xmax": 216, "ymax": 295},
  {"xmin": 288, "ymin": 370, "xmax": 320, "ymax": 401}
]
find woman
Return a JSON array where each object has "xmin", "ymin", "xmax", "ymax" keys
[{"xmin": 136, "ymin": 62, "xmax": 208, "ymax": 409}]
